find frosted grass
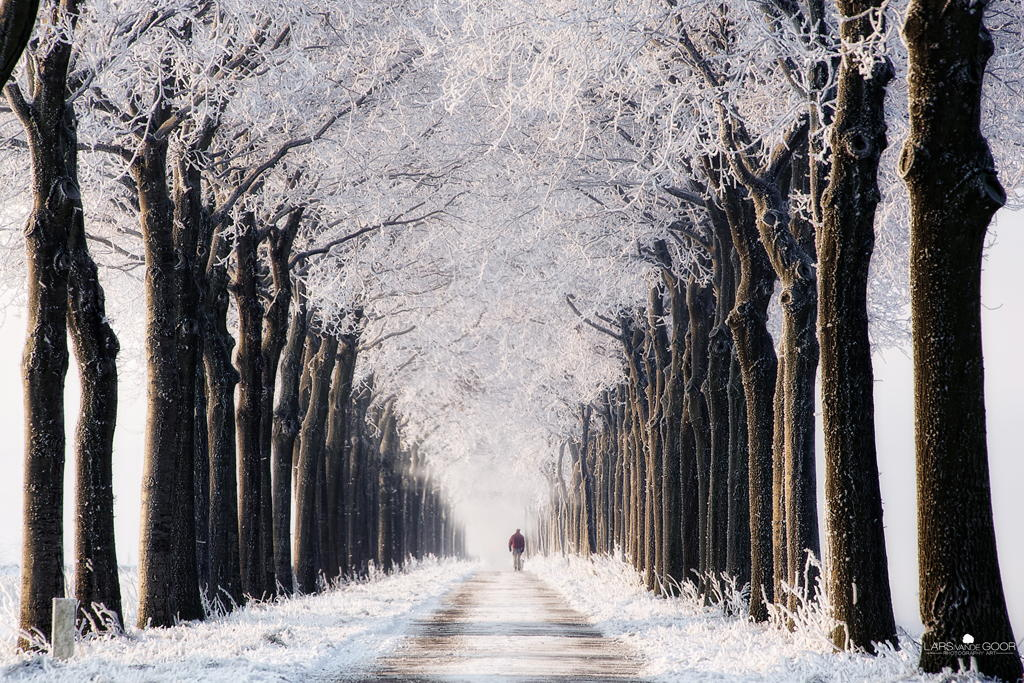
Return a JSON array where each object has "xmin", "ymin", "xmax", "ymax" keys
[
  {"xmin": 0, "ymin": 558, "xmax": 474, "ymax": 681},
  {"xmin": 529, "ymin": 554, "xmax": 997, "ymax": 682}
]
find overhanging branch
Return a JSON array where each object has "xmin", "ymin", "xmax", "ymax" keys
[{"xmin": 565, "ymin": 294, "xmax": 624, "ymax": 342}]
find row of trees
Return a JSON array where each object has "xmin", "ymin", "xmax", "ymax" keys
[
  {"xmin": 2, "ymin": 0, "xmax": 465, "ymax": 650},
  {"xmin": 525, "ymin": 0, "xmax": 1022, "ymax": 680},
  {"xmin": 3, "ymin": 0, "xmax": 1021, "ymax": 679}
]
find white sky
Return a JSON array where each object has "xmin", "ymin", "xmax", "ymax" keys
[{"xmin": 0, "ymin": 209, "xmax": 1020, "ymax": 639}]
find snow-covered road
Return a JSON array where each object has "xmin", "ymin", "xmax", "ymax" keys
[{"xmin": 365, "ymin": 569, "xmax": 641, "ymax": 681}]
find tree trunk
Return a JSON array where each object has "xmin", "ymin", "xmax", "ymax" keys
[
  {"xmin": 779, "ymin": 227, "xmax": 821, "ymax": 614},
  {"xmin": 901, "ymin": 1, "xmax": 1020, "ymax": 678},
  {"xmin": 193, "ymin": 361, "xmax": 209, "ymax": 594},
  {"xmin": 0, "ymin": 0, "xmax": 39, "ymax": 86},
  {"xmin": 726, "ymin": 124, "xmax": 821, "ymax": 624},
  {"xmin": 678, "ymin": 394, "xmax": 700, "ymax": 582},
  {"xmin": 721, "ymin": 184, "xmax": 777, "ymax": 622},
  {"xmin": 294, "ymin": 332, "xmax": 337, "ymax": 593},
  {"xmin": 771, "ymin": 354, "xmax": 787, "ymax": 604},
  {"xmin": 7, "ymin": 62, "xmax": 73, "ymax": 649},
  {"xmin": 643, "ymin": 289, "xmax": 666, "ymax": 589},
  {"xmin": 68, "ymin": 199, "xmax": 122, "ymax": 633},
  {"xmin": 376, "ymin": 410, "xmax": 395, "ymax": 573},
  {"xmin": 234, "ymin": 212, "xmax": 267, "ymax": 600},
  {"xmin": 134, "ymin": 127, "xmax": 202, "ymax": 626},
  {"xmin": 661, "ymin": 272, "xmax": 688, "ymax": 588},
  {"xmin": 171, "ymin": 144, "xmax": 213, "ymax": 603},
  {"xmin": 315, "ymin": 415, "xmax": 330, "ymax": 578},
  {"xmin": 271, "ymin": 291, "xmax": 306, "ymax": 593},
  {"xmin": 324, "ymin": 333, "xmax": 358, "ymax": 579},
  {"xmin": 7, "ymin": 4, "xmax": 122, "ymax": 638},
  {"xmin": 262, "ymin": 210, "xmax": 302, "ymax": 593},
  {"xmin": 782, "ymin": 139, "xmax": 821, "ymax": 613},
  {"xmin": 704, "ymin": 322, "xmax": 730, "ymax": 584},
  {"xmin": 684, "ymin": 276, "xmax": 713, "ymax": 589},
  {"xmin": 725, "ymin": 349, "xmax": 749, "ymax": 587},
  {"xmin": 203, "ymin": 230, "xmax": 243, "ymax": 609},
  {"xmin": 169, "ymin": 152, "xmax": 204, "ymax": 622},
  {"xmin": 345, "ymin": 404, "xmax": 365, "ymax": 573},
  {"xmin": 817, "ymin": 0, "xmax": 898, "ymax": 653}
]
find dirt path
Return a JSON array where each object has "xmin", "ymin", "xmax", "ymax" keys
[{"xmin": 365, "ymin": 569, "xmax": 643, "ymax": 682}]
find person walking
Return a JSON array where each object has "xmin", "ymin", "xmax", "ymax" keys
[{"xmin": 508, "ymin": 528, "xmax": 526, "ymax": 571}]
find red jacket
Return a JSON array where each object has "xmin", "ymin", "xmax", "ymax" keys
[{"xmin": 508, "ymin": 531, "xmax": 525, "ymax": 552}]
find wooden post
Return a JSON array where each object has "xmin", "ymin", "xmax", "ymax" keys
[{"xmin": 51, "ymin": 598, "xmax": 77, "ymax": 660}]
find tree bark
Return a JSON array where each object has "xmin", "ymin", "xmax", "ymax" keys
[
  {"xmin": 901, "ymin": 1, "xmax": 1020, "ymax": 678},
  {"xmin": 169, "ymin": 149, "xmax": 206, "ymax": 621},
  {"xmin": 817, "ymin": 0, "xmax": 898, "ymax": 653},
  {"xmin": 203, "ymin": 229, "xmax": 243, "ymax": 609},
  {"xmin": 324, "ymin": 331, "xmax": 359, "ymax": 578},
  {"xmin": 68, "ymin": 191, "xmax": 122, "ymax": 634},
  {"xmin": 345, "ymin": 391, "xmax": 368, "ymax": 574},
  {"xmin": 261, "ymin": 209, "xmax": 302, "ymax": 593},
  {"xmin": 660, "ymin": 270, "xmax": 688, "ymax": 588},
  {"xmin": 684, "ymin": 273, "xmax": 713, "ymax": 590},
  {"xmin": 170, "ymin": 138, "xmax": 215, "ymax": 602},
  {"xmin": 7, "ymin": 44, "xmax": 74, "ymax": 648},
  {"xmin": 704, "ymin": 323, "xmax": 731, "ymax": 583},
  {"xmin": 678, "ymin": 384, "xmax": 700, "ymax": 582},
  {"xmin": 234, "ymin": 212, "xmax": 267, "ymax": 600},
  {"xmin": 771, "ymin": 354, "xmax": 787, "ymax": 604},
  {"xmin": 294, "ymin": 332, "xmax": 337, "ymax": 593},
  {"xmin": 193, "ymin": 360, "xmax": 209, "ymax": 593},
  {"xmin": 643, "ymin": 289, "xmax": 666, "ymax": 589},
  {"xmin": 376, "ymin": 405, "xmax": 396, "ymax": 572},
  {"xmin": 0, "ymin": 0, "xmax": 38, "ymax": 85},
  {"xmin": 783, "ymin": 143, "xmax": 821, "ymax": 614},
  {"xmin": 725, "ymin": 348, "xmax": 749, "ymax": 587},
  {"xmin": 271, "ymin": 290, "xmax": 306, "ymax": 593},
  {"xmin": 134, "ymin": 131, "xmax": 204, "ymax": 626},
  {"xmin": 720, "ymin": 182, "xmax": 777, "ymax": 622}
]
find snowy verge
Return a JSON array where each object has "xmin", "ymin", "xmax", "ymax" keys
[
  {"xmin": 528, "ymin": 554, "xmax": 977, "ymax": 682},
  {"xmin": 1, "ymin": 558, "xmax": 475, "ymax": 682}
]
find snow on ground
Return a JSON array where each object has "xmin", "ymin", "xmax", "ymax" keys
[
  {"xmin": 0, "ymin": 558, "xmax": 474, "ymax": 682},
  {"xmin": 528, "ymin": 554, "xmax": 990, "ymax": 682}
]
